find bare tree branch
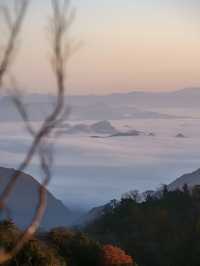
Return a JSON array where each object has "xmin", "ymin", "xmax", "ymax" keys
[
  {"xmin": 12, "ymin": 89, "xmax": 36, "ymax": 137},
  {"xmin": 0, "ymin": 0, "xmax": 74, "ymax": 263},
  {"xmin": 0, "ymin": 0, "xmax": 29, "ymax": 88}
]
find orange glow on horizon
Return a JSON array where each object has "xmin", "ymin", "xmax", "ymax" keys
[{"xmin": 10, "ymin": 0, "xmax": 200, "ymax": 94}]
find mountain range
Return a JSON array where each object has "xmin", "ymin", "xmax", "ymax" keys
[
  {"xmin": 1, "ymin": 87, "xmax": 200, "ymax": 121},
  {"xmin": 2, "ymin": 165, "xmax": 200, "ymax": 229},
  {"xmin": 68, "ymin": 87, "xmax": 200, "ymax": 108}
]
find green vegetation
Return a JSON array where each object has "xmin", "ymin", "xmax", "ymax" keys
[
  {"xmin": 47, "ymin": 228, "xmax": 101, "ymax": 266},
  {"xmin": 0, "ymin": 220, "xmax": 134, "ymax": 266},
  {"xmin": 3, "ymin": 185, "xmax": 200, "ymax": 266},
  {"xmin": 86, "ymin": 185, "xmax": 200, "ymax": 266}
]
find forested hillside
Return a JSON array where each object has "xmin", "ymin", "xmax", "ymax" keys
[{"xmin": 86, "ymin": 185, "xmax": 200, "ymax": 266}]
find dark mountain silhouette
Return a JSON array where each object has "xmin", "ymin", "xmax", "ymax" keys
[
  {"xmin": 0, "ymin": 167, "xmax": 74, "ymax": 229},
  {"xmin": 168, "ymin": 168, "xmax": 200, "ymax": 191}
]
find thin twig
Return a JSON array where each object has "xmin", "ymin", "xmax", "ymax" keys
[
  {"xmin": 0, "ymin": 0, "xmax": 74, "ymax": 263},
  {"xmin": 0, "ymin": 0, "xmax": 29, "ymax": 88}
]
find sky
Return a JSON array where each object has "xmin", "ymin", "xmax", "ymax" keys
[{"xmin": 4, "ymin": 0, "xmax": 200, "ymax": 94}]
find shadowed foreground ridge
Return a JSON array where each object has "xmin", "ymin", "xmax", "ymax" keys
[{"xmin": 86, "ymin": 185, "xmax": 200, "ymax": 266}]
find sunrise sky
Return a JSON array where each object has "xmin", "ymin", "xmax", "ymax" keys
[{"xmin": 8, "ymin": 0, "xmax": 200, "ymax": 94}]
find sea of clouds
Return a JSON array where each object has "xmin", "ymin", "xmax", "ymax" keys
[{"xmin": 0, "ymin": 117, "xmax": 200, "ymax": 210}]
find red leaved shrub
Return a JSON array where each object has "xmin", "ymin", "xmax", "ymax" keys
[{"xmin": 101, "ymin": 244, "xmax": 134, "ymax": 266}]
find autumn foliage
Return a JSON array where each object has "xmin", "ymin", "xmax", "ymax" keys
[{"xmin": 102, "ymin": 245, "xmax": 134, "ymax": 266}]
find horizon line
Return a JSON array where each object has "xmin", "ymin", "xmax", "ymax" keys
[{"xmin": 3, "ymin": 87, "xmax": 200, "ymax": 97}]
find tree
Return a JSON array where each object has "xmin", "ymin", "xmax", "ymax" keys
[
  {"xmin": 143, "ymin": 190, "xmax": 155, "ymax": 202},
  {"xmin": 162, "ymin": 185, "xmax": 168, "ymax": 197},
  {"xmin": 183, "ymin": 184, "xmax": 190, "ymax": 195},
  {"xmin": 0, "ymin": 221, "xmax": 66, "ymax": 266},
  {"xmin": 101, "ymin": 245, "xmax": 134, "ymax": 266},
  {"xmin": 0, "ymin": 0, "xmax": 74, "ymax": 263},
  {"xmin": 0, "ymin": 220, "xmax": 20, "ymax": 252},
  {"xmin": 47, "ymin": 228, "xmax": 101, "ymax": 266},
  {"xmin": 122, "ymin": 190, "xmax": 141, "ymax": 203},
  {"xmin": 87, "ymin": 189, "xmax": 200, "ymax": 266},
  {"xmin": 14, "ymin": 238, "xmax": 66, "ymax": 266}
]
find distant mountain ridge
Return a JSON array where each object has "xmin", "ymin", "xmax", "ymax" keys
[
  {"xmin": 1, "ymin": 87, "xmax": 197, "ymax": 121},
  {"xmin": 67, "ymin": 87, "xmax": 200, "ymax": 108},
  {"xmin": 73, "ymin": 87, "xmax": 200, "ymax": 108},
  {"xmin": 2, "ymin": 87, "xmax": 200, "ymax": 103},
  {"xmin": 77, "ymin": 200, "xmax": 118, "ymax": 226}
]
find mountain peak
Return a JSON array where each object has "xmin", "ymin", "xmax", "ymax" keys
[
  {"xmin": 168, "ymin": 168, "xmax": 200, "ymax": 191},
  {"xmin": 0, "ymin": 167, "xmax": 73, "ymax": 229}
]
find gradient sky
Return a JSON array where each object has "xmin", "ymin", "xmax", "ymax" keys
[{"xmin": 6, "ymin": 0, "xmax": 200, "ymax": 94}]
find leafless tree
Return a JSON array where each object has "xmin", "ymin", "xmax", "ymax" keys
[
  {"xmin": 0, "ymin": 0, "xmax": 74, "ymax": 263},
  {"xmin": 122, "ymin": 190, "xmax": 141, "ymax": 203},
  {"xmin": 0, "ymin": 0, "xmax": 29, "ymax": 88}
]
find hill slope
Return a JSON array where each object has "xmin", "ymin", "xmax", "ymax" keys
[
  {"xmin": 168, "ymin": 168, "xmax": 200, "ymax": 191},
  {"xmin": 86, "ymin": 188, "xmax": 200, "ymax": 266},
  {"xmin": 0, "ymin": 167, "xmax": 72, "ymax": 229}
]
